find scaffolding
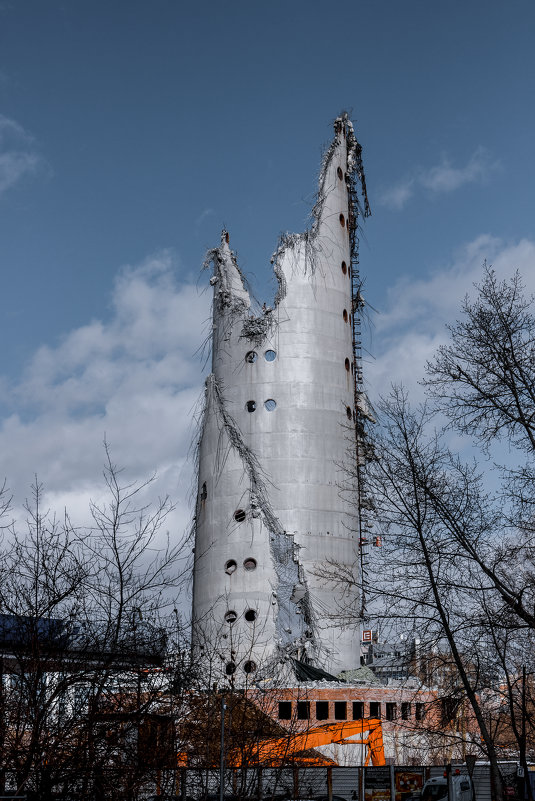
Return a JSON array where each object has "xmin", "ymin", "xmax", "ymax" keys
[{"xmin": 345, "ymin": 118, "xmax": 373, "ymax": 625}]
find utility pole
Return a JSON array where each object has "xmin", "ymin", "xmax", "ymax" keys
[
  {"xmin": 446, "ymin": 763, "xmax": 454, "ymax": 801},
  {"xmin": 220, "ymin": 694, "xmax": 226, "ymax": 801},
  {"xmin": 0, "ymin": 655, "xmax": 5, "ymax": 796},
  {"xmin": 520, "ymin": 666, "xmax": 533, "ymax": 801}
]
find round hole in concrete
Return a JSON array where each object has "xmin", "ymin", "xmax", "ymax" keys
[
  {"xmin": 225, "ymin": 560, "xmax": 237, "ymax": 575},
  {"xmin": 244, "ymin": 609, "xmax": 257, "ymax": 622},
  {"xmin": 264, "ymin": 399, "xmax": 277, "ymax": 411},
  {"xmin": 243, "ymin": 558, "xmax": 257, "ymax": 571},
  {"xmin": 224, "ymin": 610, "xmax": 237, "ymax": 624},
  {"xmin": 243, "ymin": 660, "xmax": 257, "ymax": 674},
  {"xmin": 234, "ymin": 509, "xmax": 246, "ymax": 522},
  {"xmin": 246, "ymin": 400, "xmax": 256, "ymax": 412},
  {"xmin": 264, "ymin": 349, "xmax": 277, "ymax": 362},
  {"xmin": 245, "ymin": 351, "xmax": 258, "ymax": 363}
]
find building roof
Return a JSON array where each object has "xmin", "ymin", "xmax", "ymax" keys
[
  {"xmin": 337, "ymin": 665, "xmax": 382, "ymax": 685},
  {"xmin": 292, "ymin": 658, "xmax": 344, "ymax": 683}
]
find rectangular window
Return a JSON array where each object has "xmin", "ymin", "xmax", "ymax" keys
[
  {"xmin": 401, "ymin": 702, "xmax": 411, "ymax": 720},
  {"xmin": 369, "ymin": 702, "xmax": 381, "ymax": 718},
  {"xmin": 386, "ymin": 702, "xmax": 397, "ymax": 721},
  {"xmin": 441, "ymin": 697, "xmax": 456, "ymax": 724},
  {"xmin": 352, "ymin": 701, "xmax": 364, "ymax": 719},
  {"xmin": 334, "ymin": 701, "xmax": 347, "ymax": 720},
  {"xmin": 278, "ymin": 701, "xmax": 292, "ymax": 720},
  {"xmin": 415, "ymin": 703, "xmax": 425, "ymax": 721},
  {"xmin": 316, "ymin": 701, "xmax": 329, "ymax": 720},
  {"xmin": 297, "ymin": 701, "xmax": 310, "ymax": 720}
]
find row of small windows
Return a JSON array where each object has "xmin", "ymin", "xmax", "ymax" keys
[
  {"xmin": 226, "ymin": 660, "xmax": 256, "ymax": 675},
  {"xmin": 224, "ymin": 608, "xmax": 257, "ymax": 624},
  {"xmin": 225, "ymin": 558, "xmax": 257, "ymax": 574},
  {"xmin": 248, "ymin": 389, "xmax": 351, "ymax": 419},
  {"xmin": 245, "ymin": 282, "xmax": 352, "ymax": 422},
  {"xmin": 246, "ymin": 399, "xmax": 277, "ymax": 412},
  {"xmin": 250, "ymin": 400, "xmax": 351, "ymax": 419},
  {"xmin": 278, "ymin": 700, "xmax": 426, "ymax": 721},
  {"xmin": 340, "ymin": 230, "xmax": 353, "ymax": 382},
  {"xmin": 248, "ymin": 403, "xmax": 353, "ymax": 422},
  {"xmin": 245, "ymin": 352, "xmax": 276, "ymax": 413},
  {"xmin": 248, "ymin": 385, "xmax": 353, "ymax": 415},
  {"xmin": 246, "ymin": 350, "xmax": 277, "ymax": 363},
  {"xmin": 249, "ymin": 392, "xmax": 352, "ymax": 419}
]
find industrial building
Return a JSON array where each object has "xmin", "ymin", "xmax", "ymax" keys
[{"xmin": 191, "ymin": 113, "xmax": 373, "ymax": 679}]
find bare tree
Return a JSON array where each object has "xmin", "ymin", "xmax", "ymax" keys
[
  {"xmin": 0, "ymin": 446, "xmax": 190, "ymax": 801},
  {"xmin": 365, "ymin": 389, "xmax": 508, "ymax": 788},
  {"xmin": 318, "ymin": 267, "xmax": 535, "ymax": 792},
  {"xmin": 423, "ymin": 266, "xmax": 535, "ymax": 794},
  {"xmin": 425, "ymin": 266, "xmax": 535, "ymax": 456}
]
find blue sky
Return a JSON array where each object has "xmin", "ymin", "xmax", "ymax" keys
[{"xmin": 0, "ymin": 1, "xmax": 534, "ymax": 539}]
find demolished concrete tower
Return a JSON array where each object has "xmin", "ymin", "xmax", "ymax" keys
[{"xmin": 192, "ymin": 114, "xmax": 371, "ymax": 680}]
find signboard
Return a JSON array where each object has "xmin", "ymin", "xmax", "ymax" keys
[
  {"xmin": 395, "ymin": 769, "xmax": 424, "ymax": 801},
  {"xmin": 362, "ymin": 630, "xmax": 373, "ymax": 642},
  {"xmin": 364, "ymin": 767, "xmax": 390, "ymax": 801}
]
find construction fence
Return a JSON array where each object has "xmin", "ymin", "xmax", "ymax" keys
[{"xmin": 176, "ymin": 763, "xmax": 525, "ymax": 801}]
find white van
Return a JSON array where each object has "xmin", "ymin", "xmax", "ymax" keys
[{"xmin": 421, "ymin": 774, "xmax": 474, "ymax": 801}]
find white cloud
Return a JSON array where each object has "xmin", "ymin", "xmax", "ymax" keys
[
  {"xmin": 367, "ymin": 235, "xmax": 535, "ymax": 403},
  {"xmin": 0, "ymin": 252, "xmax": 211, "ymax": 556},
  {"xmin": 0, "ymin": 115, "xmax": 42, "ymax": 197},
  {"xmin": 3, "ymin": 232, "xmax": 534, "ymax": 599},
  {"xmin": 420, "ymin": 147, "xmax": 498, "ymax": 193},
  {"xmin": 377, "ymin": 178, "xmax": 415, "ymax": 211},
  {"xmin": 194, "ymin": 207, "xmax": 215, "ymax": 234},
  {"xmin": 378, "ymin": 147, "xmax": 500, "ymax": 210}
]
